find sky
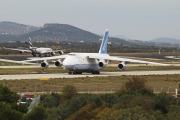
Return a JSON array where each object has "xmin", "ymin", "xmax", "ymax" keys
[{"xmin": 0, "ymin": 0, "xmax": 180, "ymax": 40}]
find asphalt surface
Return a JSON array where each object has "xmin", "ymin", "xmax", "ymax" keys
[
  {"xmin": 0, "ymin": 55, "xmax": 29, "ymax": 61},
  {"xmin": 1, "ymin": 70, "xmax": 180, "ymax": 80}
]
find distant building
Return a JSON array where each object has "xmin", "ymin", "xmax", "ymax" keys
[{"xmin": 8, "ymin": 41, "xmax": 15, "ymax": 43}]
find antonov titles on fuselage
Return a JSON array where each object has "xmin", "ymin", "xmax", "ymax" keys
[
  {"xmin": 23, "ymin": 29, "xmax": 169, "ymax": 74},
  {"xmin": 4, "ymin": 38, "xmax": 63, "ymax": 57}
]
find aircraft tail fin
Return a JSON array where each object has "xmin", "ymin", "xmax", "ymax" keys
[
  {"xmin": 28, "ymin": 37, "xmax": 33, "ymax": 48},
  {"xmin": 99, "ymin": 29, "xmax": 109, "ymax": 54}
]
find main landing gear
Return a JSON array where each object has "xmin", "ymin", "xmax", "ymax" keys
[
  {"xmin": 68, "ymin": 71, "xmax": 100, "ymax": 75},
  {"xmin": 68, "ymin": 71, "xmax": 82, "ymax": 74},
  {"xmin": 92, "ymin": 71, "xmax": 100, "ymax": 74}
]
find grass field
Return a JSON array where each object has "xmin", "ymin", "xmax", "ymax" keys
[
  {"xmin": 0, "ymin": 74, "xmax": 180, "ymax": 93},
  {"xmin": 0, "ymin": 61, "xmax": 22, "ymax": 66}
]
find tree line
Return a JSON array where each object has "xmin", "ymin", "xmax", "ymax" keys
[
  {"xmin": 1, "ymin": 76, "xmax": 180, "ymax": 119},
  {"xmin": 0, "ymin": 41, "xmax": 177, "ymax": 55}
]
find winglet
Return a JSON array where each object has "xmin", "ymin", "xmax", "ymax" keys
[{"xmin": 99, "ymin": 29, "xmax": 109, "ymax": 54}]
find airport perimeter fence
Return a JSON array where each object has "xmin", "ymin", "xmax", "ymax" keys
[{"xmin": 17, "ymin": 86, "xmax": 180, "ymax": 98}]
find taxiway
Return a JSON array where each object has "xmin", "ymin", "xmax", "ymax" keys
[{"xmin": 0, "ymin": 70, "xmax": 180, "ymax": 80}]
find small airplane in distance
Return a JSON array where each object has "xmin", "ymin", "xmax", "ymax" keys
[
  {"xmin": 23, "ymin": 29, "xmax": 169, "ymax": 74},
  {"xmin": 4, "ymin": 38, "xmax": 64, "ymax": 57}
]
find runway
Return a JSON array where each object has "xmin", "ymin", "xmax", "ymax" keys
[{"xmin": 1, "ymin": 70, "xmax": 180, "ymax": 80}]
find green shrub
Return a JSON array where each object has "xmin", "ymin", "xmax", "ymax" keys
[
  {"xmin": 116, "ymin": 76, "xmax": 153, "ymax": 96},
  {"xmin": 155, "ymin": 93, "xmax": 177, "ymax": 114},
  {"xmin": 62, "ymin": 85, "xmax": 77, "ymax": 99},
  {"xmin": 24, "ymin": 106, "xmax": 47, "ymax": 120}
]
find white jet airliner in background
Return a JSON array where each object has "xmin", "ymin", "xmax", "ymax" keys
[
  {"xmin": 23, "ymin": 29, "xmax": 168, "ymax": 74},
  {"xmin": 4, "ymin": 38, "xmax": 64, "ymax": 57}
]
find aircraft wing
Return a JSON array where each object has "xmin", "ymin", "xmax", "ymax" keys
[
  {"xmin": 0, "ymin": 58, "xmax": 35, "ymax": 65},
  {"xmin": 4, "ymin": 47, "xmax": 31, "ymax": 53},
  {"xmin": 22, "ymin": 54, "xmax": 68, "ymax": 62},
  {"xmin": 88, "ymin": 55, "xmax": 169, "ymax": 66}
]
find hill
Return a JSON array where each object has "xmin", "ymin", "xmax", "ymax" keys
[
  {"xmin": 21, "ymin": 23, "xmax": 131, "ymax": 44},
  {"xmin": 21, "ymin": 23, "xmax": 101, "ymax": 42},
  {"xmin": 0, "ymin": 21, "xmax": 40, "ymax": 35},
  {"xmin": 0, "ymin": 22, "xmax": 132, "ymax": 44},
  {"xmin": 1, "ymin": 21, "xmax": 180, "ymax": 47},
  {"xmin": 149, "ymin": 38, "xmax": 180, "ymax": 44}
]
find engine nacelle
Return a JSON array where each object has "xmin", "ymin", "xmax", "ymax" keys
[
  {"xmin": 41, "ymin": 61, "xmax": 49, "ymax": 68},
  {"xmin": 51, "ymin": 52, "xmax": 55, "ymax": 56},
  {"xmin": 18, "ymin": 51, "xmax": 24, "ymax": 54},
  {"xmin": 98, "ymin": 61, "xmax": 105, "ymax": 67},
  {"xmin": 55, "ymin": 59, "xmax": 63, "ymax": 67},
  {"xmin": 59, "ymin": 50, "xmax": 64, "ymax": 55},
  {"xmin": 118, "ymin": 61, "xmax": 126, "ymax": 70}
]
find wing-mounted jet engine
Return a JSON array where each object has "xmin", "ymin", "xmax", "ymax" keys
[
  {"xmin": 118, "ymin": 61, "xmax": 126, "ymax": 70},
  {"xmin": 51, "ymin": 52, "xmax": 55, "ymax": 56},
  {"xmin": 98, "ymin": 61, "xmax": 105, "ymax": 67},
  {"xmin": 59, "ymin": 50, "xmax": 64, "ymax": 55},
  {"xmin": 18, "ymin": 50, "xmax": 24, "ymax": 54},
  {"xmin": 41, "ymin": 60, "xmax": 49, "ymax": 68},
  {"xmin": 98, "ymin": 60, "xmax": 108, "ymax": 68},
  {"xmin": 55, "ymin": 59, "xmax": 63, "ymax": 67}
]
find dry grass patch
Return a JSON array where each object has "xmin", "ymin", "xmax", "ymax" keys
[{"xmin": 0, "ymin": 75, "xmax": 180, "ymax": 93}]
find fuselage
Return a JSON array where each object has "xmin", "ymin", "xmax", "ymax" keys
[
  {"xmin": 63, "ymin": 53, "xmax": 109, "ymax": 72},
  {"xmin": 30, "ymin": 47, "xmax": 53, "ymax": 54}
]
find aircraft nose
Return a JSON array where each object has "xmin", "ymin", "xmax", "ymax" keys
[{"xmin": 62, "ymin": 56, "xmax": 77, "ymax": 71}]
